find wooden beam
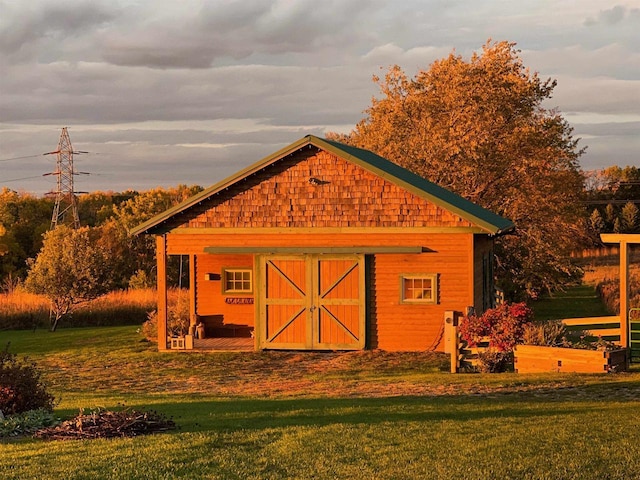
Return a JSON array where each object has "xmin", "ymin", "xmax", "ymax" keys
[
  {"xmin": 171, "ymin": 226, "xmax": 490, "ymax": 235},
  {"xmin": 156, "ymin": 235, "xmax": 168, "ymax": 351},
  {"xmin": 203, "ymin": 246, "xmax": 426, "ymax": 255},
  {"xmin": 600, "ymin": 234, "xmax": 640, "ymax": 244}
]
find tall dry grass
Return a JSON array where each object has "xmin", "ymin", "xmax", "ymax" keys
[
  {"xmin": 582, "ymin": 264, "xmax": 640, "ymax": 314},
  {"xmin": 0, "ymin": 288, "xmax": 158, "ymax": 330}
]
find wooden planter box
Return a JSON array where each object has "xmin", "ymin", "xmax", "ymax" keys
[{"xmin": 514, "ymin": 345, "xmax": 628, "ymax": 373}]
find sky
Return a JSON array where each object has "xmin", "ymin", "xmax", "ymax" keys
[{"xmin": 1, "ymin": 0, "xmax": 639, "ymax": 196}]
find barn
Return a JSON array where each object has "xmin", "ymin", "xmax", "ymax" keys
[{"xmin": 132, "ymin": 135, "xmax": 514, "ymax": 352}]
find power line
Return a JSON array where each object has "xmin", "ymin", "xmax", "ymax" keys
[
  {"xmin": 0, "ymin": 175, "xmax": 48, "ymax": 183},
  {"xmin": 0, "ymin": 154, "xmax": 45, "ymax": 163},
  {"xmin": 0, "ymin": 151, "xmax": 106, "ymax": 163}
]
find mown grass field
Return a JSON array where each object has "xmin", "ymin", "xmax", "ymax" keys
[{"xmin": 2, "ymin": 323, "xmax": 640, "ymax": 480}]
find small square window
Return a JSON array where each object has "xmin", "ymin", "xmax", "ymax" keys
[
  {"xmin": 400, "ymin": 274, "xmax": 438, "ymax": 304},
  {"xmin": 223, "ymin": 269, "xmax": 253, "ymax": 294}
]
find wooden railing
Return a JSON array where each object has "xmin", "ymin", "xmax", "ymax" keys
[{"xmin": 561, "ymin": 316, "xmax": 621, "ymax": 343}]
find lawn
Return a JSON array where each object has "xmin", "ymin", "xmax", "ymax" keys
[
  {"xmin": 2, "ymin": 326, "xmax": 640, "ymax": 479},
  {"xmin": 529, "ymin": 284, "xmax": 612, "ymax": 321}
]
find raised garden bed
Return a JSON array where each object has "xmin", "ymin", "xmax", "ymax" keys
[{"xmin": 514, "ymin": 345, "xmax": 628, "ymax": 373}]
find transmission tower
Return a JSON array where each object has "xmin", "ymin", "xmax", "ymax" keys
[{"xmin": 44, "ymin": 127, "xmax": 87, "ymax": 229}]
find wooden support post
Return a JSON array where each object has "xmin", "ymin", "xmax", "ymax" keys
[
  {"xmin": 450, "ymin": 326, "xmax": 459, "ymax": 374},
  {"xmin": 156, "ymin": 235, "xmax": 168, "ymax": 351},
  {"xmin": 189, "ymin": 254, "xmax": 197, "ymax": 328},
  {"xmin": 600, "ymin": 234, "xmax": 640, "ymax": 350},
  {"xmin": 445, "ymin": 311, "xmax": 459, "ymax": 373},
  {"xmin": 620, "ymin": 240, "xmax": 629, "ymax": 348}
]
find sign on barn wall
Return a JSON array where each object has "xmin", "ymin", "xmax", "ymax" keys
[{"xmin": 225, "ymin": 297, "xmax": 254, "ymax": 304}]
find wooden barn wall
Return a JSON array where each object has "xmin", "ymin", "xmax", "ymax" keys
[
  {"xmin": 175, "ymin": 150, "xmax": 474, "ymax": 229},
  {"xmin": 369, "ymin": 235, "xmax": 474, "ymax": 352},
  {"xmin": 194, "ymin": 254, "xmax": 255, "ymax": 327}
]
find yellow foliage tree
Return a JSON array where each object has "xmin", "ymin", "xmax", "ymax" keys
[
  {"xmin": 0, "ymin": 224, "xmax": 7, "ymax": 256},
  {"xmin": 338, "ymin": 40, "xmax": 586, "ymax": 299}
]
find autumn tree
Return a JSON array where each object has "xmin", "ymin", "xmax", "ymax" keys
[
  {"xmin": 25, "ymin": 226, "xmax": 114, "ymax": 331},
  {"xmin": 0, "ymin": 224, "xmax": 7, "ymax": 257},
  {"xmin": 337, "ymin": 40, "xmax": 586, "ymax": 299},
  {"xmin": 109, "ymin": 185, "xmax": 203, "ymax": 288},
  {"xmin": 620, "ymin": 202, "xmax": 639, "ymax": 233},
  {"xmin": 0, "ymin": 189, "xmax": 52, "ymax": 281}
]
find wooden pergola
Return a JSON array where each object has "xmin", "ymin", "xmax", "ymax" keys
[{"xmin": 600, "ymin": 234, "xmax": 640, "ymax": 348}]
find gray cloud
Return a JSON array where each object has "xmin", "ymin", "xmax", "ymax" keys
[
  {"xmin": 100, "ymin": 0, "xmax": 377, "ymax": 69},
  {"xmin": 584, "ymin": 5, "xmax": 633, "ymax": 26},
  {"xmin": 1, "ymin": 0, "xmax": 639, "ymax": 194},
  {"xmin": 0, "ymin": 0, "xmax": 117, "ymax": 64}
]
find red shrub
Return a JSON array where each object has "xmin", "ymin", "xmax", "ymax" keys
[
  {"xmin": 0, "ymin": 347, "xmax": 55, "ymax": 415},
  {"xmin": 459, "ymin": 302, "xmax": 533, "ymax": 352}
]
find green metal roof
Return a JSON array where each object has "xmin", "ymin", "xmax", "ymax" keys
[{"xmin": 131, "ymin": 135, "xmax": 515, "ymax": 236}]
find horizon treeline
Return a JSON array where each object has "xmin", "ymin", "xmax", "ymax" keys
[{"xmin": 0, "ymin": 184, "xmax": 203, "ymax": 291}]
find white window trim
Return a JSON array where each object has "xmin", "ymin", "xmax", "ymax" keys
[
  {"xmin": 222, "ymin": 268, "xmax": 253, "ymax": 295},
  {"xmin": 400, "ymin": 273, "xmax": 438, "ymax": 304}
]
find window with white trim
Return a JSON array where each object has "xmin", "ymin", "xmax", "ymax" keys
[
  {"xmin": 400, "ymin": 274, "xmax": 438, "ymax": 304},
  {"xmin": 223, "ymin": 269, "xmax": 253, "ymax": 294}
]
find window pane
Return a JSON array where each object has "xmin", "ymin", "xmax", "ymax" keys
[
  {"xmin": 402, "ymin": 275, "xmax": 436, "ymax": 303},
  {"xmin": 224, "ymin": 269, "xmax": 252, "ymax": 293}
]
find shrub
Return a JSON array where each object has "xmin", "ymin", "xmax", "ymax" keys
[
  {"xmin": 140, "ymin": 291, "xmax": 190, "ymax": 342},
  {"xmin": 0, "ymin": 408, "xmax": 59, "ymax": 438},
  {"xmin": 0, "ymin": 346, "xmax": 55, "ymax": 415},
  {"xmin": 141, "ymin": 310, "xmax": 158, "ymax": 343},
  {"xmin": 522, "ymin": 320, "xmax": 619, "ymax": 351},
  {"xmin": 459, "ymin": 303, "xmax": 533, "ymax": 373},
  {"xmin": 476, "ymin": 351, "xmax": 513, "ymax": 373},
  {"xmin": 459, "ymin": 302, "xmax": 533, "ymax": 352},
  {"xmin": 522, "ymin": 320, "xmax": 567, "ymax": 347}
]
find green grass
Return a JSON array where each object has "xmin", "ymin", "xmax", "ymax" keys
[
  {"xmin": 531, "ymin": 284, "xmax": 612, "ymax": 321},
  {"xmin": 2, "ymin": 326, "xmax": 640, "ymax": 479}
]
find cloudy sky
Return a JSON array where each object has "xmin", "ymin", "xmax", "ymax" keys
[{"xmin": 1, "ymin": 0, "xmax": 638, "ymax": 195}]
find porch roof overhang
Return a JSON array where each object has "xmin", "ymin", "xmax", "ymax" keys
[{"xmin": 203, "ymin": 246, "xmax": 427, "ymax": 254}]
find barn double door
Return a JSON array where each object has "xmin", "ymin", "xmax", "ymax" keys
[{"xmin": 258, "ymin": 255, "xmax": 365, "ymax": 350}]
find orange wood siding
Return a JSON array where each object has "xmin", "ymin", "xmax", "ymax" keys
[
  {"xmin": 176, "ymin": 150, "xmax": 473, "ymax": 229},
  {"xmin": 166, "ymin": 231, "xmax": 471, "ymax": 253},
  {"xmin": 166, "ymin": 231, "xmax": 480, "ymax": 351},
  {"xmin": 370, "ymin": 235, "xmax": 474, "ymax": 352},
  {"xmin": 194, "ymin": 254, "xmax": 254, "ymax": 327}
]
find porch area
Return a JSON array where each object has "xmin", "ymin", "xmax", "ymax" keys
[
  {"xmin": 168, "ymin": 335, "xmax": 254, "ymax": 351},
  {"xmin": 193, "ymin": 337, "xmax": 254, "ymax": 351}
]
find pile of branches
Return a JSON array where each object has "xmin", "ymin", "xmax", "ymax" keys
[{"xmin": 34, "ymin": 408, "xmax": 176, "ymax": 440}]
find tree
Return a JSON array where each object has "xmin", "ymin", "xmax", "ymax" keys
[
  {"xmin": 110, "ymin": 185, "xmax": 203, "ymax": 288},
  {"xmin": 0, "ymin": 189, "xmax": 52, "ymax": 281},
  {"xmin": 25, "ymin": 226, "xmax": 114, "ymax": 331},
  {"xmin": 589, "ymin": 209, "xmax": 605, "ymax": 237},
  {"xmin": 335, "ymin": 40, "xmax": 586, "ymax": 299},
  {"xmin": 620, "ymin": 201, "xmax": 638, "ymax": 233},
  {"xmin": 0, "ymin": 224, "xmax": 7, "ymax": 257}
]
